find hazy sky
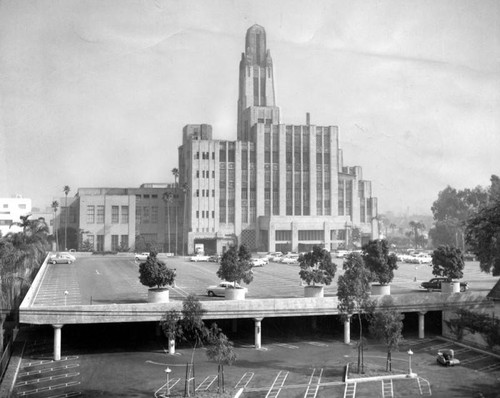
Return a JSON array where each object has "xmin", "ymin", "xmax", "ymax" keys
[{"xmin": 0, "ymin": 0, "xmax": 498, "ymax": 215}]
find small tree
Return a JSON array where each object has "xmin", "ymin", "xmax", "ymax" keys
[
  {"xmin": 368, "ymin": 307, "xmax": 404, "ymax": 371},
  {"xmin": 206, "ymin": 322, "xmax": 237, "ymax": 393},
  {"xmin": 337, "ymin": 253, "xmax": 374, "ymax": 373},
  {"xmin": 80, "ymin": 239, "xmax": 93, "ymax": 252},
  {"xmin": 298, "ymin": 245, "xmax": 337, "ymax": 286},
  {"xmin": 160, "ymin": 309, "xmax": 182, "ymax": 354},
  {"xmin": 431, "ymin": 245, "xmax": 464, "ymax": 280},
  {"xmin": 363, "ymin": 239, "xmax": 398, "ymax": 285},
  {"xmin": 216, "ymin": 245, "xmax": 253, "ymax": 288},
  {"xmin": 138, "ymin": 250, "xmax": 176, "ymax": 290}
]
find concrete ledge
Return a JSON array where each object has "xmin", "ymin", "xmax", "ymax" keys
[{"xmin": 20, "ymin": 293, "xmax": 492, "ymax": 325}]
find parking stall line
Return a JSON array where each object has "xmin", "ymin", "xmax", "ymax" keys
[
  {"xmin": 46, "ymin": 392, "xmax": 82, "ymax": 398},
  {"xmin": 18, "ymin": 363, "xmax": 80, "ymax": 378},
  {"xmin": 265, "ymin": 371, "xmax": 289, "ymax": 398},
  {"xmin": 15, "ymin": 372, "xmax": 80, "ymax": 387},
  {"xmin": 234, "ymin": 372, "xmax": 254, "ymax": 389},
  {"xmin": 273, "ymin": 343, "xmax": 299, "ymax": 350},
  {"xmin": 195, "ymin": 375, "xmax": 218, "ymax": 391},
  {"xmin": 477, "ymin": 362, "xmax": 500, "ymax": 372},
  {"xmin": 23, "ymin": 356, "xmax": 79, "ymax": 368},
  {"xmin": 460, "ymin": 354, "xmax": 491, "ymax": 365},
  {"xmin": 17, "ymin": 380, "xmax": 81, "ymax": 396}
]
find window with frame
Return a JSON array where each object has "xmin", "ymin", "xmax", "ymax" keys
[
  {"xmin": 120, "ymin": 235, "xmax": 129, "ymax": 249},
  {"xmin": 111, "ymin": 206, "xmax": 119, "ymax": 223},
  {"xmin": 86, "ymin": 205, "xmax": 95, "ymax": 224},
  {"xmin": 136, "ymin": 206, "xmax": 142, "ymax": 224},
  {"xmin": 121, "ymin": 206, "xmax": 129, "ymax": 223},
  {"xmin": 143, "ymin": 206, "xmax": 150, "ymax": 223},
  {"xmin": 97, "ymin": 205, "xmax": 105, "ymax": 224},
  {"xmin": 151, "ymin": 206, "xmax": 158, "ymax": 223},
  {"xmin": 111, "ymin": 235, "xmax": 119, "ymax": 251}
]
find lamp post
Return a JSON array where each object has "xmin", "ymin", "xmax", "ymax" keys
[
  {"xmin": 165, "ymin": 367, "xmax": 172, "ymax": 396},
  {"xmin": 407, "ymin": 349, "xmax": 416, "ymax": 377},
  {"xmin": 64, "ymin": 290, "xmax": 68, "ymax": 306}
]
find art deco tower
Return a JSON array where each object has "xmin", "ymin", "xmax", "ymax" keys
[{"xmin": 237, "ymin": 25, "xmax": 280, "ymax": 141}]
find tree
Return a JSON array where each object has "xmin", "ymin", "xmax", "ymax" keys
[
  {"xmin": 63, "ymin": 185, "xmax": 70, "ymax": 250},
  {"xmin": 171, "ymin": 168, "xmax": 179, "ymax": 187},
  {"xmin": 362, "ymin": 239, "xmax": 398, "ymax": 285},
  {"xmin": 205, "ymin": 322, "xmax": 237, "ymax": 392},
  {"xmin": 217, "ymin": 245, "xmax": 254, "ymax": 288},
  {"xmin": 368, "ymin": 307, "xmax": 404, "ymax": 371},
  {"xmin": 465, "ymin": 198, "xmax": 500, "ymax": 275},
  {"xmin": 51, "ymin": 200, "xmax": 59, "ymax": 251},
  {"xmin": 431, "ymin": 245, "xmax": 465, "ymax": 280},
  {"xmin": 408, "ymin": 221, "xmax": 425, "ymax": 249},
  {"xmin": 138, "ymin": 250, "xmax": 176, "ymax": 290},
  {"xmin": 298, "ymin": 246, "xmax": 337, "ymax": 286},
  {"xmin": 337, "ymin": 253, "xmax": 374, "ymax": 373},
  {"xmin": 160, "ymin": 309, "xmax": 182, "ymax": 354},
  {"xmin": 80, "ymin": 239, "xmax": 93, "ymax": 252}
]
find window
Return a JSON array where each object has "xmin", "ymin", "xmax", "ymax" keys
[
  {"xmin": 121, "ymin": 206, "xmax": 129, "ymax": 223},
  {"xmin": 152, "ymin": 194, "xmax": 158, "ymax": 199},
  {"xmin": 144, "ymin": 194, "xmax": 150, "ymax": 199},
  {"xmin": 136, "ymin": 207, "xmax": 142, "ymax": 224},
  {"xmin": 96, "ymin": 205, "xmax": 105, "ymax": 223},
  {"xmin": 111, "ymin": 235, "xmax": 119, "ymax": 251},
  {"xmin": 112, "ymin": 206, "xmax": 119, "ymax": 223},
  {"xmin": 96, "ymin": 235, "xmax": 104, "ymax": 251},
  {"xmin": 136, "ymin": 194, "xmax": 141, "ymax": 200},
  {"xmin": 196, "ymin": 190, "xmax": 199, "ymax": 197},
  {"xmin": 275, "ymin": 230, "xmax": 292, "ymax": 241},
  {"xmin": 87, "ymin": 205, "xmax": 95, "ymax": 224},
  {"xmin": 120, "ymin": 235, "xmax": 129, "ymax": 249},
  {"xmin": 196, "ymin": 170, "xmax": 199, "ymax": 178},
  {"xmin": 151, "ymin": 206, "xmax": 158, "ymax": 223},
  {"xmin": 19, "ymin": 204, "xmax": 26, "ymax": 209},
  {"xmin": 143, "ymin": 206, "xmax": 150, "ymax": 223},
  {"xmin": 196, "ymin": 211, "xmax": 199, "ymax": 218},
  {"xmin": 212, "ymin": 211, "xmax": 215, "ymax": 218}
]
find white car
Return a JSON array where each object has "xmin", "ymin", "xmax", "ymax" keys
[
  {"xmin": 335, "ymin": 250, "xmax": 349, "ymax": 258},
  {"xmin": 48, "ymin": 253, "xmax": 74, "ymax": 264},
  {"xmin": 190, "ymin": 254, "xmax": 210, "ymax": 262},
  {"xmin": 206, "ymin": 282, "xmax": 247, "ymax": 297},
  {"xmin": 268, "ymin": 252, "xmax": 284, "ymax": 262},
  {"xmin": 251, "ymin": 258, "xmax": 267, "ymax": 267},
  {"xmin": 57, "ymin": 252, "xmax": 76, "ymax": 262},
  {"xmin": 281, "ymin": 255, "xmax": 300, "ymax": 264},
  {"xmin": 135, "ymin": 252, "xmax": 150, "ymax": 262}
]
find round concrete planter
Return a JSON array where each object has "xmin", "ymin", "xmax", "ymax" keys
[
  {"xmin": 304, "ymin": 285, "xmax": 324, "ymax": 298},
  {"xmin": 441, "ymin": 281, "xmax": 460, "ymax": 293},
  {"xmin": 147, "ymin": 288, "xmax": 170, "ymax": 303},
  {"xmin": 225, "ymin": 288, "xmax": 246, "ymax": 300},
  {"xmin": 371, "ymin": 284, "xmax": 391, "ymax": 295}
]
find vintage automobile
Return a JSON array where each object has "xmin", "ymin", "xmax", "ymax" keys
[
  {"xmin": 420, "ymin": 277, "xmax": 468, "ymax": 292},
  {"xmin": 437, "ymin": 349, "xmax": 460, "ymax": 366},
  {"xmin": 206, "ymin": 282, "xmax": 247, "ymax": 297},
  {"xmin": 48, "ymin": 253, "xmax": 75, "ymax": 264},
  {"xmin": 134, "ymin": 252, "xmax": 150, "ymax": 262}
]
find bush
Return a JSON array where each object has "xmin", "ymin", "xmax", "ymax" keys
[
  {"xmin": 138, "ymin": 251, "xmax": 176, "ymax": 289},
  {"xmin": 362, "ymin": 239, "xmax": 398, "ymax": 285},
  {"xmin": 216, "ymin": 245, "xmax": 253, "ymax": 287},
  {"xmin": 298, "ymin": 246, "xmax": 336, "ymax": 286},
  {"xmin": 431, "ymin": 245, "xmax": 464, "ymax": 280}
]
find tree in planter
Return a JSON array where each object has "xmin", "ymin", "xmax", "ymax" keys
[
  {"xmin": 138, "ymin": 250, "xmax": 176, "ymax": 291},
  {"xmin": 298, "ymin": 245, "xmax": 337, "ymax": 287},
  {"xmin": 337, "ymin": 253, "xmax": 374, "ymax": 374},
  {"xmin": 216, "ymin": 245, "xmax": 254, "ymax": 290},
  {"xmin": 205, "ymin": 322, "xmax": 237, "ymax": 393},
  {"xmin": 363, "ymin": 239, "xmax": 398, "ymax": 286},
  {"xmin": 431, "ymin": 245, "xmax": 465, "ymax": 287},
  {"xmin": 368, "ymin": 307, "xmax": 404, "ymax": 371}
]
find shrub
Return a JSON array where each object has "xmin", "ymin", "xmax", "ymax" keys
[
  {"xmin": 431, "ymin": 245, "xmax": 464, "ymax": 280},
  {"xmin": 138, "ymin": 250, "xmax": 176, "ymax": 289},
  {"xmin": 298, "ymin": 246, "xmax": 337, "ymax": 286}
]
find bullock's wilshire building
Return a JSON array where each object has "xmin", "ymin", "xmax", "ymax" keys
[{"xmin": 178, "ymin": 25, "xmax": 379, "ymax": 255}]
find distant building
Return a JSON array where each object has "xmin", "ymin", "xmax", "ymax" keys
[
  {"xmin": 178, "ymin": 25, "xmax": 378, "ymax": 255},
  {"xmin": 0, "ymin": 196, "xmax": 32, "ymax": 236},
  {"xmin": 54, "ymin": 184, "xmax": 181, "ymax": 252}
]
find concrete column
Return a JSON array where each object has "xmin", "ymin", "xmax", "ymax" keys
[
  {"xmin": 254, "ymin": 318, "xmax": 263, "ymax": 349},
  {"xmin": 53, "ymin": 324, "xmax": 63, "ymax": 361},
  {"xmin": 168, "ymin": 338, "xmax": 176, "ymax": 355},
  {"xmin": 344, "ymin": 316, "xmax": 351, "ymax": 344},
  {"xmin": 418, "ymin": 312, "xmax": 427, "ymax": 339},
  {"xmin": 232, "ymin": 319, "xmax": 238, "ymax": 333}
]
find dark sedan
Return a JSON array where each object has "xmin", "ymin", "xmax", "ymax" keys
[{"xmin": 420, "ymin": 277, "xmax": 468, "ymax": 292}]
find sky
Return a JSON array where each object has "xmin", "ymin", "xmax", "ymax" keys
[{"xmin": 0, "ymin": 0, "xmax": 498, "ymax": 215}]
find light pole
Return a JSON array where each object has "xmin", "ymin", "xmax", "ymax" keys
[
  {"xmin": 165, "ymin": 367, "xmax": 172, "ymax": 396},
  {"xmin": 407, "ymin": 349, "xmax": 416, "ymax": 377}
]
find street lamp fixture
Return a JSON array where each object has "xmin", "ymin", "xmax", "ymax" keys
[
  {"xmin": 165, "ymin": 367, "xmax": 172, "ymax": 396},
  {"xmin": 407, "ymin": 349, "xmax": 416, "ymax": 378}
]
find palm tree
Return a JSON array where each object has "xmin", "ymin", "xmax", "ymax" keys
[
  {"xmin": 171, "ymin": 168, "xmax": 179, "ymax": 188},
  {"xmin": 63, "ymin": 185, "xmax": 70, "ymax": 250},
  {"xmin": 51, "ymin": 200, "xmax": 59, "ymax": 251},
  {"xmin": 162, "ymin": 192, "xmax": 174, "ymax": 253},
  {"xmin": 409, "ymin": 221, "xmax": 426, "ymax": 249}
]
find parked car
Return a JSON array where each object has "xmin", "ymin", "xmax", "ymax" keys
[
  {"xmin": 57, "ymin": 252, "xmax": 76, "ymax": 262},
  {"xmin": 134, "ymin": 252, "xmax": 150, "ymax": 262},
  {"xmin": 268, "ymin": 252, "xmax": 283, "ymax": 262},
  {"xmin": 48, "ymin": 253, "xmax": 74, "ymax": 264},
  {"xmin": 281, "ymin": 254, "xmax": 300, "ymax": 264},
  {"xmin": 206, "ymin": 282, "xmax": 247, "ymax": 297},
  {"xmin": 335, "ymin": 250, "xmax": 349, "ymax": 258},
  {"xmin": 463, "ymin": 252, "xmax": 477, "ymax": 261},
  {"xmin": 190, "ymin": 254, "xmax": 211, "ymax": 262},
  {"xmin": 420, "ymin": 277, "xmax": 468, "ymax": 292},
  {"xmin": 415, "ymin": 253, "xmax": 432, "ymax": 264},
  {"xmin": 437, "ymin": 349, "xmax": 460, "ymax": 366},
  {"xmin": 251, "ymin": 258, "xmax": 266, "ymax": 267},
  {"xmin": 208, "ymin": 255, "xmax": 221, "ymax": 263}
]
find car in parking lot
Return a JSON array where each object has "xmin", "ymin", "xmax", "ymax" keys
[
  {"xmin": 437, "ymin": 349, "xmax": 460, "ymax": 366},
  {"xmin": 267, "ymin": 252, "xmax": 284, "ymax": 262},
  {"xmin": 420, "ymin": 277, "xmax": 468, "ymax": 292},
  {"xmin": 134, "ymin": 252, "xmax": 150, "ymax": 262},
  {"xmin": 208, "ymin": 255, "xmax": 221, "ymax": 263},
  {"xmin": 206, "ymin": 281, "xmax": 247, "ymax": 297},
  {"xmin": 251, "ymin": 258, "xmax": 267, "ymax": 267},
  {"xmin": 48, "ymin": 253, "xmax": 75, "ymax": 264},
  {"xmin": 190, "ymin": 254, "xmax": 211, "ymax": 262},
  {"xmin": 280, "ymin": 254, "xmax": 300, "ymax": 264}
]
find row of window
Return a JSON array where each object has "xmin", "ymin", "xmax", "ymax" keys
[
  {"xmin": 196, "ymin": 170, "xmax": 215, "ymax": 178},
  {"xmin": 136, "ymin": 194, "xmax": 158, "ymax": 199},
  {"xmin": 196, "ymin": 210, "xmax": 215, "ymax": 219},
  {"xmin": 275, "ymin": 229, "xmax": 350, "ymax": 242},
  {"xmin": 194, "ymin": 152, "xmax": 215, "ymax": 160},
  {"xmin": 86, "ymin": 205, "xmax": 129, "ymax": 224},
  {"xmin": 1, "ymin": 203, "xmax": 27, "ymax": 209},
  {"xmin": 195, "ymin": 189, "xmax": 215, "ymax": 197}
]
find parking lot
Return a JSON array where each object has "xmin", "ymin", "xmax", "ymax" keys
[{"xmin": 10, "ymin": 326, "xmax": 500, "ymax": 398}]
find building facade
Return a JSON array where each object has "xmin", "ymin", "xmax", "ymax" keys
[
  {"xmin": 179, "ymin": 25, "xmax": 379, "ymax": 255},
  {"xmin": 0, "ymin": 196, "xmax": 32, "ymax": 236}
]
